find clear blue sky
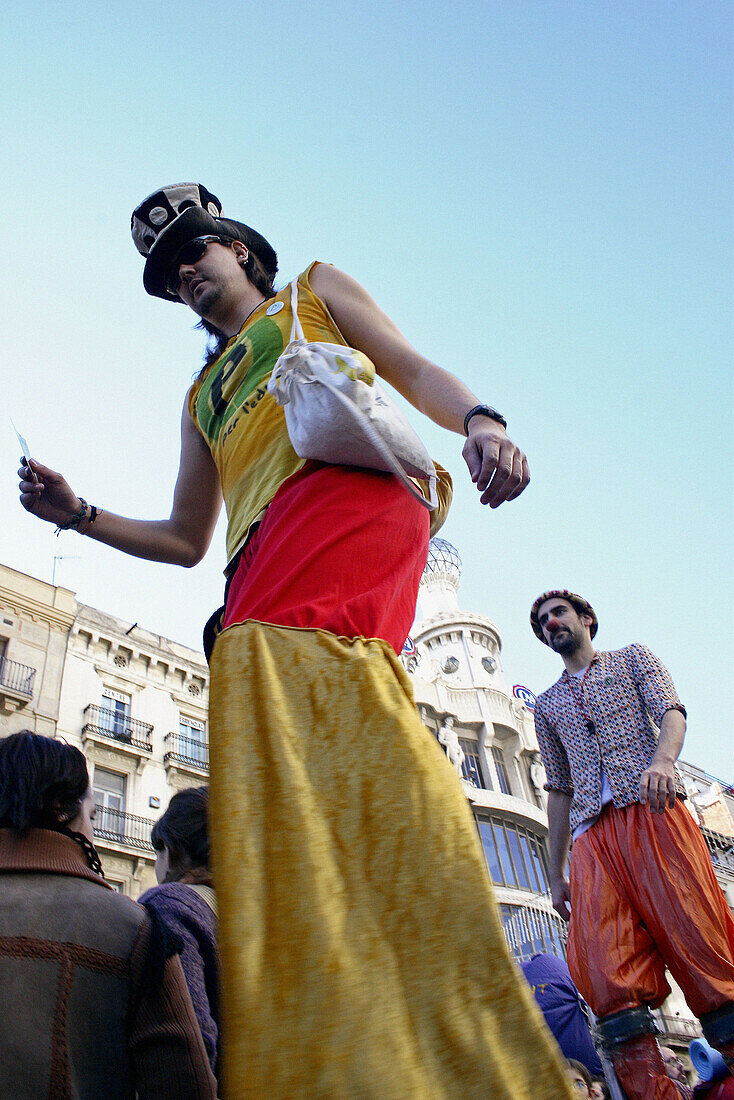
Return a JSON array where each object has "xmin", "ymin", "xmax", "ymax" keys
[{"xmin": 2, "ymin": 1, "xmax": 732, "ymax": 775}]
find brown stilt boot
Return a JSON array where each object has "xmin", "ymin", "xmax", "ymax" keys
[{"xmin": 610, "ymin": 1034, "xmax": 682, "ymax": 1100}]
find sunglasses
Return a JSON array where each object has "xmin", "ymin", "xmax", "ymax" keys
[{"xmin": 166, "ymin": 235, "xmax": 228, "ymax": 295}]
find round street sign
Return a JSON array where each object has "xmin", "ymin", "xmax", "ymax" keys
[{"xmin": 512, "ymin": 684, "xmax": 537, "ymax": 710}]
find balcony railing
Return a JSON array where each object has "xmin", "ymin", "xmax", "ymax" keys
[
  {"xmin": 654, "ymin": 1012, "xmax": 701, "ymax": 1042},
  {"xmin": 0, "ymin": 657, "xmax": 36, "ymax": 698},
  {"xmin": 502, "ymin": 898, "xmax": 568, "ymax": 963},
  {"xmin": 82, "ymin": 705, "xmax": 153, "ymax": 752},
  {"xmin": 164, "ymin": 732, "xmax": 209, "ymax": 770},
  {"xmin": 701, "ymin": 826, "xmax": 734, "ymax": 878},
  {"xmin": 93, "ymin": 806, "xmax": 155, "ymax": 851}
]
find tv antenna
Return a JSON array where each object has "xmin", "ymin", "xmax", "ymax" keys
[{"xmin": 52, "ymin": 554, "xmax": 81, "ymax": 586}]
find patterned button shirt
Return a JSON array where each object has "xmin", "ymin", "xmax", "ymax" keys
[{"xmin": 534, "ymin": 644, "xmax": 687, "ymax": 835}]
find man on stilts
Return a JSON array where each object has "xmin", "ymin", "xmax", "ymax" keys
[
  {"xmin": 19, "ymin": 184, "xmax": 574, "ymax": 1098},
  {"xmin": 531, "ymin": 589, "xmax": 734, "ymax": 1100}
]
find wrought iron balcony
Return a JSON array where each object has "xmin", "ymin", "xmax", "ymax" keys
[
  {"xmin": 93, "ymin": 806, "xmax": 154, "ymax": 851},
  {"xmin": 82, "ymin": 705, "xmax": 153, "ymax": 752},
  {"xmin": 501, "ymin": 899, "xmax": 568, "ymax": 963},
  {"xmin": 164, "ymin": 732, "xmax": 209, "ymax": 771},
  {"xmin": 0, "ymin": 657, "xmax": 36, "ymax": 699},
  {"xmin": 701, "ymin": 826, "xmax": 734, "ymax": 878},
  {"xmin": 654, "ymin": 1012, "xmax": 701, "ymax": 1042}
]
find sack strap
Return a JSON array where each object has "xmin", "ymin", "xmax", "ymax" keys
[
  {"xmin": 187, "ymin": 883, "xmax": 218, "ymax": 918},
  {"xmin": 287, "ymin": 278, "xmax": 436, "ymax": 510},
  {"xmin": 289, "ymin": 278, "xmax": 306, "ymax": 343}
]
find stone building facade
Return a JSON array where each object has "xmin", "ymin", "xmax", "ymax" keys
[
  {"xmin": 0, "ymin": 562, "xmax": 209, "ymax": 897},
  {"xmin": 0, "ymin": 563, "xmax": 76, "ymax": 740},
  {"xmin": 57, "ymin": 603, "xmax": 209, "ymax": 895}
]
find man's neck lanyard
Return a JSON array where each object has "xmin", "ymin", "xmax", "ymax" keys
[{"xmin": 564, "ymin": 658, "xmax": 597, "ymax": 735}]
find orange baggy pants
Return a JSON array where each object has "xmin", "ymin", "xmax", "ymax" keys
[{"xmin": 567, "ymin": 800, "xmax": 734, "ymax": 1019}]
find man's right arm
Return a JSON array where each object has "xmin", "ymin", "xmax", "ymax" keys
[
  {"xmin": 18, "ymin": 400, "xmax": 222, "ymax": 568},
  {"xmin": 547, "ymin": 790, "xmax": 572, "ymax": 921},
  {"xmin": 533, "ymin": 705, "xmax": 574, "ymax": 919}
]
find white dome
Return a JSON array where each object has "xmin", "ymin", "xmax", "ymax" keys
[{"xmin": 423, "ymin": 538, "xmax": 462, "ymax": 581}]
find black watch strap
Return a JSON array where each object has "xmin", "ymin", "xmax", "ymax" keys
[{"xmin": 463, "ymin": 404, "xmax": 507, "ymax": 435}]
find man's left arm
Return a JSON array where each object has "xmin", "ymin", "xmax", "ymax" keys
[
  {"xmin": 639, "ymin": 707, "xmax": 686, "ymax": 813},
  {"xmin": 310, "ymin": 264, "xmax": 530, "ymax": 509},
  {"xmin": 629, "ymin": 644, "xmax": 687, "ymax": 814}
]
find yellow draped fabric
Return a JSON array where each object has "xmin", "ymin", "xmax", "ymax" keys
[{"xmin": 209, "ymin": 621, "xmax": 573, "ymax": 1099}]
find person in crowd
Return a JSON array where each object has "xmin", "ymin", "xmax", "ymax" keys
[
  {"xmin": 0, "ymin": 730, "xmax": 216, "ymax": 1099},
  {"xmin": 662, "ymin": 1046, "xmax": 694, "ymax": 1098},
  {"xmin": 567, "ymin": 1058, "xmax": 593, "ymax": 1096},
  {"xmin": 140, "ymin": 786, "xmax": 219, "ymax": 1074},
  {"xmin": 590, "ymin": 1077, "xmax": 611, "ymax": 1099},
  {"xmin": 530, "ymin": 590, "xmax": 734, "ymax": 1100},
  {"xmin": 520, "ymin": 951, "xmax": 603, "ymax": 1076},
  {"xmin": 18, "ymin": 183, "xmax": 571, "ymax": 1098}
]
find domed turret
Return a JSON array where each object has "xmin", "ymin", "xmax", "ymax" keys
[
  {"xmin": 419, "ymin": 538, "xmax": 462, "ymax": 617},
  {"xmin": 424, "ymin": 538, "xmax": 462, "ymax": 581}
]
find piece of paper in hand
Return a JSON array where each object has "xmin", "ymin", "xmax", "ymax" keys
[{"xmin": 11, "ymin": 419, "xmax": 39, "ymax": 482}]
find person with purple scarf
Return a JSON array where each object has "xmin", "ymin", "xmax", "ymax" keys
[{"xmin": 141, "ymin": 787, "xmax": 220, "ymax": 1075}]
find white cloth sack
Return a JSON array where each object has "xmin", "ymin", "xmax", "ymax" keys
[{"xmin": 267, "ymin": 279, "xmax": 437, "ymax": 510}]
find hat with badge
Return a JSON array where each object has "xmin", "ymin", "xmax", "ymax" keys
[
  {"xmin": 131, "ymin": 182, "xmax": 278, "ymax": 302},
  {"xmin": 529, "ymin": 590, "xmax": 598, "ymax": 644}
]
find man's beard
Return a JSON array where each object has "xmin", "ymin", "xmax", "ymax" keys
[
  {"xmin": 193, "ymin": 283, "xmax": 223, "ymax": 320},
  {"xmin": 550, "ymin": 629, "xmax": 580, "ymax": 656}
]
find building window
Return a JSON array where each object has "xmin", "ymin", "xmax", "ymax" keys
[
  {"xmin": 492, "ymin": 746, "xmax": 512, "ymax": 795},
  {"xmin": 475, "ymin": 813, "xmax": 550, "ymax": 893},
  {"xmin": 492, "ymin": 820, "xmax": 517, "ymax": 885},
  {"xmin": 506, "ymin": 825, "xmax": 533, "ymax": 891},
  {"xmin": 100, "ymin": 690, "xmax": 132, "ymax": 740},
  {"xmin": 460, "ymin": 738, "xmax": 489, "ymax": 789},
  {"xmin": 477, "ymin": 819, "xmax": 504, "ymax": 884},
  {"xmin": 93, "ymin": 767, "xmax": 126, "ymax": 835},
  {"xmin": 179, "ymin": 716, "xmax": 208, "ymax": 765}
]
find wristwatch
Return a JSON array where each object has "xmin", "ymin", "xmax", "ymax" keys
[{"xmin": 463, "ymin": 404, "xmax": 507, "ymax": 435}]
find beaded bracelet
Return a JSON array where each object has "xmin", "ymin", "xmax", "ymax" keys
[{"xmin": 55, "ymin": 497, "xmax": 88, "ymax": 536}]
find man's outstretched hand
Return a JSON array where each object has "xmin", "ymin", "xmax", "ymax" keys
[{"xmin": 462, "ymin": 420, "xmax": 530, "ymax": 508}]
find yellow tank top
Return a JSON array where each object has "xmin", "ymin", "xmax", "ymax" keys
[{"xmin": 187, "ymin": 262, "xmax": 451, "ymax": 563}]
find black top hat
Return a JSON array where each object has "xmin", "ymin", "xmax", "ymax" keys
[{"xmin": 131, "ymin": 182, "xmax": 278, "ymax": 302}]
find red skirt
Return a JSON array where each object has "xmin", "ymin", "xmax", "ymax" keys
[{"xmin": 222, "ymin": 462, "xmax": 430, "ymax": 654}]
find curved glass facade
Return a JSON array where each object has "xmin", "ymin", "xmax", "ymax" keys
[{"xmin": 476, "ymin": 812, "xmax": 549, "ymax": 894}]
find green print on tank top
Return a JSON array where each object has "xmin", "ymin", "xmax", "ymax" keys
[{"xmin": 196, "ymin": 316, "xmax": 285, "ymax": 444}]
